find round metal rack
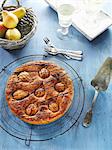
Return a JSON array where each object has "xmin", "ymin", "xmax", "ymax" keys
[{"xmin": 0, "ymin": 55, "xmax": 85, "ymax": 146}]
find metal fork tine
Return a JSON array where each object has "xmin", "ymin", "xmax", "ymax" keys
[
  {"xmin": 43, "ymin": 37, "xmax": 50, "ymax": 44},
  {"xmin": 43, "ymin": 37, "xmax": 83, "ymax": 60}
]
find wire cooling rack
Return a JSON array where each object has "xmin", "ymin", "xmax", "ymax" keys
[{"xmin": 0, "ymin": 55, "xmax": 85, "ymax": 146}]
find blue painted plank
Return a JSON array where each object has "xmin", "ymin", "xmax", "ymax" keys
[{"xmin": 0, "ymin": 0, "xmax": 112, "ymax": 150}]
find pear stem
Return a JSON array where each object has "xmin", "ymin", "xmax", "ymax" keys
[{"xmin": 16, "ymin": 0, "xmax": 21, "ymax": 7}]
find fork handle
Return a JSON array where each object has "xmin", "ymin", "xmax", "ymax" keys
[
  {"xmin": 63, "ymin": 54, "xmax": 82, "ymax": 61},
  {"xmin": 59, "ymin": 49, "xmax": 83, "ymax": 55},
  {"xmin": 62, "ymin": 52, "xmax": 83, "ymax": 58}
]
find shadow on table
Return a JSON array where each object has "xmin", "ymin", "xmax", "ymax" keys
[{"xmin": 91, "ymin": 29, "xmax": 112, "ymax": 47}]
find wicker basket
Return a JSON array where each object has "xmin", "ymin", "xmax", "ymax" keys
[{"xmin": 0, "ymin": 0, "xmax": 37, "ymax": 50}]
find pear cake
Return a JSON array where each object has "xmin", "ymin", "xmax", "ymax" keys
[{"xmin": 5, "ymin": 61, "xmax": 74, "ymax": 124}]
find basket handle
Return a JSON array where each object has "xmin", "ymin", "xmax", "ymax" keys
[{"xmin": 1, "ymin": 0, "xmax": 21, "ymax": 9}]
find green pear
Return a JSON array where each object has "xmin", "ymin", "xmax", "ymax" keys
[
  {"xmin": 12, "ymin": 7, "xmax": 26, "ymax": 19},
  {"xmin": 5, "ymin": 28, "xmax": 21, "ymax": 40},
  {"xmin": 2, "ymin": 10, "xmax": 19, "ymax": 28}
]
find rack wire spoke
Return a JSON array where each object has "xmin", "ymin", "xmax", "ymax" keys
[{"xmin": 0, "ymin": 55, "xmax": 85, "ymax": 142}]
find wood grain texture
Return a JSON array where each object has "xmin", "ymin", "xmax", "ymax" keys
[{"xmin": 0, "ymin": 0, "xmax": 112, "ymax": 150}]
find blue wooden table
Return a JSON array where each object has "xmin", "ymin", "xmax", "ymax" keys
[{"xmin": 0, "ymin": 0, "xmax": 112, "ymax": 149}]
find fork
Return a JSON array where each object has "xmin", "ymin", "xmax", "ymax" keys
[{"xmin": 43, "ymin": 37, "xmax": 83, "ymax": 60}]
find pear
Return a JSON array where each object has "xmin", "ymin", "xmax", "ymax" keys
[
  {"xmin": 0, "ymin": 21, "xmax": 7, "ymax": 38},
  {"xmin": 5, "ymin": 28, "xmax": 21, "ymax": 40},
  {"xmin": 12, "ymin": 7, "xmax": 26, "ymax": 19},
  {"xmin": 2, "ymin": 10, "xmax": 19, "ymax": 28}
]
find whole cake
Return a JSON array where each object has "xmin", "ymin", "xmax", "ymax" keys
[{"xmin": 5, "ymin": 61, "xmax": 74, "ymax": 124}]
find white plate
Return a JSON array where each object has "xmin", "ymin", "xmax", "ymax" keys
[{"xmin": 44, "ymin": 0, "xmax": 112, "ymax": 41}]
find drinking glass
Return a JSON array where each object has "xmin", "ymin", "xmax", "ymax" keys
[{"xmin": 56, "ymin": 0, "xmax": 77, "ymax": 39}]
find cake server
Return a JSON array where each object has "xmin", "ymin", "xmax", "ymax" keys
[
  {"xmin": 43, "ymin": 37, "xmax": 83, "ymax": 60},
  {"xmin": 83, "ymin": 57, "xmax": 112, "ymax": 128}
]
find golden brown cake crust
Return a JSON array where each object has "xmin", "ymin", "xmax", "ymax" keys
[{"xmin": 5, "ymin": 61, "xmax": 74, "ymax": 124}]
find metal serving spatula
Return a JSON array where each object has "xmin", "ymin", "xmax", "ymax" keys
[{"xmin": 83, "ymin": 57, "xmax": 112, "ymax": 127}]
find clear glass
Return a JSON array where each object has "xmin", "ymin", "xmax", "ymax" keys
[
  {"xmin": 0, "ymin": 55, "xmax": 85, "ymax": 142},
  {"xmin": 57, "ymin": 3, "xmax": 75, "ymax": 39},
  {"xmin": 56, "ymin": 0, "xmax": 82, "ymax": 39}
]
